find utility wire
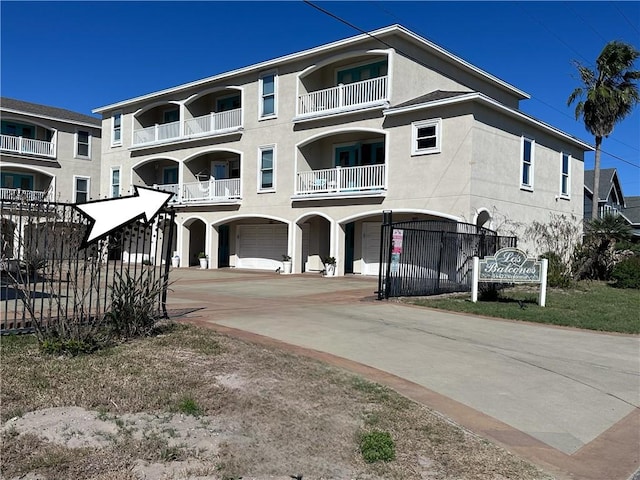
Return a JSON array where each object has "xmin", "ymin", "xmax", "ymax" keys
[
  {"xmin": 613, "ymin": 3, "xmax": 640, "ymax": 36},
  {"xmin": 302, "ymin": 0, "xmax": 640, "ymax": 170}
]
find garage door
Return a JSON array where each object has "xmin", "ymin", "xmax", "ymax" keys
[
  {"xmin": 362, "ymin": 222, "xmax": 381, "ymax": 276},
  {"xmin": 237, "ymin": 224, "xmax": 288, "ymax": 270}
]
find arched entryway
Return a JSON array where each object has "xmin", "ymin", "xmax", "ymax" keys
[{"xmin": 295, "ymin": 213, "xmax": 332, "ymax": 273}]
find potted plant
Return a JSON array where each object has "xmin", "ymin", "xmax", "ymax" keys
[
  {"xmin": 282, "ymin": 254, "xmax": 292, "ymax": 274},
  {"xmin": 322, "ymin": 256, "xmax": 336, "ymax": 277},
  {"xmin": 197, "ymin": 252, "xmax": 208, "ymax": 269}
]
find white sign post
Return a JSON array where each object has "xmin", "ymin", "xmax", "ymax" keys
[{"xmin": 472, "ymin": 248, "xmax": 548, "ymax": 307}]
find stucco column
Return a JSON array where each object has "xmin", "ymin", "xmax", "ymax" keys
[
  {"xmin": 292, "ymin": 222, "xmax": 303, "ymax": 274},
  {"xmin": 178, "ymin": 220, "xmax": 188, "ymax": 268},
  {"xmin": 208, "ymin": 224, "xmax": 219, "ymax": 269},
  {"xmin": 332, "ymin": 221, "xmax": 346, "ymax": 276}
]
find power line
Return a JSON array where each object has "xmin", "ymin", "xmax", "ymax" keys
[
  {"xmin": 613, "ymin": 3, "xmax": 640, "ymax": 36},
  {"xmin": 302, "ymin": 0, "xmax": 640, "ymax": 171}
]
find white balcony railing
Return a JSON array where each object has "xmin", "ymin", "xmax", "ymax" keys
[
  {"xmin": 0, "ymin": 188, "xmax": 51, "ymax": 202},
  {"xmin": 0, "ymin": 134, "xmax": 55, "ymax": 158},
  {"xmin": 133, "ymin": 108, "xmax": 242, "ymax": 147},
  {"xmin": 295, "ymin": 164, "xmax": 386, "ymax": 196},
  {"xmin": 184, "ymin": 109, "xmax": 242, "ymax": 136},
  {"xmin": 297, "ymin": 76, "xmax": 388, "ymax": 116},
  {"xmin": 153, "ymin": 178, "xmax": 241, "ymax": 204}
]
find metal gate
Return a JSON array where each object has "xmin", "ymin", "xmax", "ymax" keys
[
  {"xmin": 1, "ymin": 197, "xmax": 175, "ymax": 333},
  {"xmin": 377, "ymin": 214, "xmax": 516, "ymax": 299}
]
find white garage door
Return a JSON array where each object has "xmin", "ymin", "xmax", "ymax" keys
[
  {"xmin": 237, "ymin": 224, "xmax": 288, "ymax": 270},
  {"xmin": 362, "ymin": 222, "xmax": 381, "ymax": 276}
]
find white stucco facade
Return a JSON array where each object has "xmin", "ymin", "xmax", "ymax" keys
[{"xmin": 93, "ymin": 25, "xmax": 591, "ymax": 275}]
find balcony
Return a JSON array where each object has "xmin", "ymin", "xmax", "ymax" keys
[
  {"xmin": 0, "ymin": 187, "xmax": 51, "ymax": 202},
  {"xmin": 294, "ymin": 164, "xmax": 386, "ymax": 198},
  {"xmin": 132, "ymin": 108, "xmax": 242, "ymax": 148},
  {"xmin": 0, "ymin": 135, "xmax": 55, "ymax": 159},
  {"xmin": 154, "ymin": 178, "xmax": 241, "ymax": 205},
  {"xmin": 296, "ymin": 76, "xmax": 388, "ymax": 119}
]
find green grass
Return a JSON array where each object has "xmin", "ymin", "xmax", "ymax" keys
[{"xmin": 410, "ymin": 281, "xmax": 639, "ymax": 334}]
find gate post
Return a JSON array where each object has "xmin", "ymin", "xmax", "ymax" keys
[{"xmin": 379, "ymin": 210, "xmax": 393, "ymax": 300}]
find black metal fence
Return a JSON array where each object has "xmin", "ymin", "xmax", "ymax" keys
[
  {"xmin": 1, "ymin": 198, "xmax": 175, "ymax": 333},
  {"xmin": 377, "ymin": 215, "xmax": 517, "ymax": 299}
]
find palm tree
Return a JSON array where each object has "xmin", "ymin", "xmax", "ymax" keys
[{"xmin": 567, "ymin": 41, "xmax": 640, "ymax": 219}]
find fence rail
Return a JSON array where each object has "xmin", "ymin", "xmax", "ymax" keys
[
  {"xmin": 377, "ymin": 217, "xmax": 517, "ymax": 299},
  {"xmin": 1, "ymin": 198, "xmax": 175, "ymax": 334}
]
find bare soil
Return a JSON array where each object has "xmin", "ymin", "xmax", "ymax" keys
[{"xmin": 1, "ymin": 323, "xmax": 553, "ymax": 480}]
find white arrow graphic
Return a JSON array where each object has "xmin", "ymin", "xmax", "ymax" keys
[{"xmin": 76, "ymin": 186, "xmax": 172, "ymax": 245}]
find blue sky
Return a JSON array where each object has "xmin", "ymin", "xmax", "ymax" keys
[{"xmin": 2, "ymin": 1, "xmax": 639, "ymax": 196}]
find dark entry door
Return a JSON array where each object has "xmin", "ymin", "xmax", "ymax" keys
[{"xmin": 218, "ymin": 225, "xmax": 230, "ymax": 268}]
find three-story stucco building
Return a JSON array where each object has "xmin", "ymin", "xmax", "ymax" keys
[
  {"xmin": 93, "ymin": 25, "xmax": 592, "ymax": 275},
  {"xmin": 1, "ymin": 98, "xmax": 102, "ymax": 203}
]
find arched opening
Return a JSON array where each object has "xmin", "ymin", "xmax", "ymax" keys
[
  {"xmin": 296, "ymin": 214, "xmax": 331, "ymax": 273},
  {"xmin": 183, "ymin": 150, "xmax": 241, "ymax": 204},
  {"xmin": 475, "ymin": 209, "xmax": 492, "ymax": 229},
  {"xmin": 184, "ymin": 218, "xmax": 207, "ymax": 266},
  {"xmin": 132, "ymin": 158, "xmax": 180, "ymax": 200}
]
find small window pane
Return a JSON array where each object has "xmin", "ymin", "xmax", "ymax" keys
[
  {"xmin": 261, "ymin": 150, "xmax": 273, "ymax": 168},
  {"xmin": 261, "ymin": 171, "xmax": 273, "ymax": 188},
  {"xmin": 418, "ymin": 126, "xmax": 436, "ymax": 137},
  {"xmin": 262, "ymin": 96, "xmax": 274, "ymax": 116},
  {"xmin": 522, "ymin": 164, "xmax": 530, "ymax": 186},
  {"xmin": 523, "ymin": 140, "xmax": 532, "ymax": 161},
  {"xmin": 418, "ymin": 138, "xmax": 436, "ymax": 149},
  {"xmin": 262, "ymin": 75, "xmax": 274, "ymax": 95}
]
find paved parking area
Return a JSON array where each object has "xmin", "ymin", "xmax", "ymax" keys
[{"xmin": 167, "ymin": 268, "xmax": 640, "ymax": 480}]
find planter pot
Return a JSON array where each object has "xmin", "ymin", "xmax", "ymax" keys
[
  {"xmin": 199, "ymin": 258, "xmax": 208, "ymax": 269},
  {"xmin": 324, "ymin": 263, "xmax": 336, "ymax": 277},
  {"xmin": 282, "ymin": 261, "xmax": 292, "ymax": 274},
  {"xmin": 171, "ymin": 256, "xmax": 180, "ymax": 268}
]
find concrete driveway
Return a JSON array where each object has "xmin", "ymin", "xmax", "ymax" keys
[{"xmin": 167, "ymin": 268, "xmax": 640, "ymax": 480}]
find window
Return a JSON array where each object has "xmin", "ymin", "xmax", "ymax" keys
[
  {"xmin": 337, "ymin": 60, "xmax": 387, "ymax": 84},
  {"xmin": 110, "ymin": 168, "xmax": 120, "ymax": 198},
  {"xmin": 521, "ymin": 137, "xmax": 534, "ymax": 190},
  {"xmin": 411, "ymin": 119, "xmax": 442, "ymax": 155},
  {"xmin": 258, "ymin": 146, "xmax": 275, "ymax": 191},
  {"xmin": 163, "ymin": 109, "xmax": 179, "ymax": 124},
  {"xmin": 112, "ymin": 112, "xmax": 122, "ymax": 146},
  {"xmin": 259, "ymin": 72, "xmax": 277, "ymax": 118},
  {"xmin": 560, "ymin": 152, "xmax": 570, "ymax": 197},
  {"xmin": 74, "ymin": 176, "xmax": 90, "ymax": 203},
  {"xmin": 76, "ymin": 130, "xmax": 90, "ymax": 158}
]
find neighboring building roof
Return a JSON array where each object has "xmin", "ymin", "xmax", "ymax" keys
[
  {"xmin": 1, "ymin": 97, "xmax": 101, "ymax": 127},
  {"xmin": 621, "ymin": 196, "xmax": 640, "ymax": 226},
  {"xmin": 384, "ymin": 90, "xmax": 593, "ymax": 151},
  {"xmin": 584, "ymin": 168, "xmax": 623, "ymax": 201},
  {"xmin": 93, "ymin": 24, "xmax": 529, "ymax": 114}
]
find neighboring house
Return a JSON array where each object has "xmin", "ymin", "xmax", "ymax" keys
[
  {"xmin": 1, "ymin": 97, "xmax": 102, "ymax": 203},
  {"xmin": 93, "ymin": 24, "xmax": 592, "ymax": 275},
  {"xmin": 621, "ymin": 196, "xmax": 640, "ymax": 239},
  {"xmin": 583, "ymin": 168, "xmax": 626, "ymax": 220}
]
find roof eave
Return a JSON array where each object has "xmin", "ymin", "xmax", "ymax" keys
[
  {"xmin": 384, "ymin": 92, "xmax": 593, "ymax": 152},
  {"xmin": 93, "ymin": 24, "xmax": 528, "ymax": 114}
]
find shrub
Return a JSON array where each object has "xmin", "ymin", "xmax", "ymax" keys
[
  {"xmin": 611, "ymin": 256, "xmax": 640, "ymax": 289},
  {"xmin": 540, "ymin": 251, "xmax": 572, "ymax": 288},
  {"xmin": 107, "ymin": 270, "xmax": 167, "ymax": 339},
  {"xmin": 360, "ymin": 430, "xmax": 395, "ymax": 463}
]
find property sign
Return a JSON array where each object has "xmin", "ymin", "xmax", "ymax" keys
[
  {"xmin": 390, "ymin": 229, "xmax": 403, "ymax": 273},
  {"xmin": 472, "ymin": 248, "xmax": 548, "ymax": 306},
  {"xmin": 478, "ymin": 248, "xmax": 543, "ymax": 283}
]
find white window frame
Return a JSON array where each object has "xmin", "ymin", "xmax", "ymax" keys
[
  {"xmin": 259, "ymin": 71, "xmax": 278, "ymax": 120},
  {"xmin": 111, "ymin": 112, "xmax": 122, "ymax": 146},
  {"xmin": 520, "ymin": 136, "xmax": 535, "ymax": 191},
  {"xmin": 73, "ymin": 175, "xmax": 91, "ymax": 203},
  {"xmin": 560, "ymin": 152, "xmax": 571, "ymax": 199},
  {"xmin": 257, "ymin": 145, "xmax": 276, "ymax": 193},
  {"xmin": 411, "ymin": 118, "xmax": 442, "ymax": 155},
  {"xmin": 75, "ymin": 129, "xmax": 91, "ymax": 158},
  {"xmin": 110, "ymin": 166, "xmax": 121, "ymax": 198}
]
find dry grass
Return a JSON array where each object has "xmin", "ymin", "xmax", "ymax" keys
[{"xmin": 1, "ymin": 323, "xmax": 552, "ymax": 479}]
